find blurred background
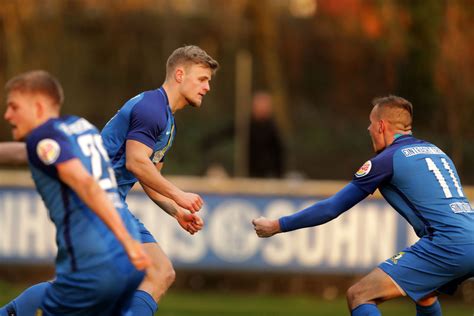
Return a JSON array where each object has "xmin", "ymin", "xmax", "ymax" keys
[
  {"xmin": 1, "ymin": 0, "xmax": 473, "ymax": 315},
  {"xmin": 1, "ymin": 0, "xmax": 473, "ymax": 182}
]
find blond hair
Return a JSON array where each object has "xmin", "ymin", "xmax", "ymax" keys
[
  {"xmin": 166, "ymin": 45, "xmax": 219, "ymax": 78},
  {"xmin": 5, "ymin": 70, "xmax": 64, "ymax": 107}
]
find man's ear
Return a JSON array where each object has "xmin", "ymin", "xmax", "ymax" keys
[
  {"xmin": 378, "ymin": 120, "xmax": 385, "ymax": 133},
  {"xmin": 175, "ymin": 67, "xmax": 184, "ymax": 83},
  {"xmin": 34, "ymin": 99, "xmax": 44, "ymax": 119}
]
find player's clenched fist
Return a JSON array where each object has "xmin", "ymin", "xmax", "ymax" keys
[
  {"xmin": 176, "ymin": 191, "xmax": 203, "ymax": 213},
  {"xmin": 177, "ymin": 212, "xmax": 204, "ymax": 235},
  {"xmin": 252, "ymin": 216, "xmax": 281, "ymax": 238}
]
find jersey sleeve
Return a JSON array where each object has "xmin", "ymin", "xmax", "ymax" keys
[
  {"xmin": 27, "ymin": 128, "xmax": 76, "ymax": 171},
  {"xmin": 351, "ymin": 152, "xmax": 393, "ymax": 194},
  {"xmin": 126, "ymin": 99, "xmax": 166, "ymax": 149},
  {"xmin": 279, "ymin": 183, "xmax": 368, "ymax": 232}
]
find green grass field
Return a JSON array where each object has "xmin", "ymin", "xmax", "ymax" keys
[{"xmin": 1, "ymin": 281, "xmax": 473, "ymax": 315}]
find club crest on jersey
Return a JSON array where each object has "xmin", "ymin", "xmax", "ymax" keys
[
  {"xmin": 389, "ymin": 251, "xmax": 405, "ymax": 264},
  {"xmin": 355, "ymin": 160, "xmax": 372, "ymax": 177},
  {"xmin": 152, "ymin": 150, "xmax": 165, "ymax": 163},
  {"xmin": 37, "ymin": 139, "xmax": 60, "ymax": 165}
]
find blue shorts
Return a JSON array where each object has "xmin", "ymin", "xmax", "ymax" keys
[
  {"xmin": 379, "ymin": 237, "xmax": 474, "ymax": 302},
  {"xmin": 118, "ymin": 184, "xmax": 157, "ymax": 244},
  {"xmin": 39, "ymin": 253, "xmax": 144, "ymax": 316},
  {"xmin": 131, "ymin": 212, "xmax": 157, "ymax": 243}
]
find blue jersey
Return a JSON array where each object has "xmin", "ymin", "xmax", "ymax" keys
[
  {"xmin": 101, "ymin": 87, "xmax": 176, "ymax": 199},
  {"xmin": 25, "ymin": 116, "xmax": 140, "ymax": 274},
  {"xmin": 278, "ymin": 134, "xmax": 474, "ymax": 301},
  {"xmin": 352, "ymin": 135, "xmax": 474, "ymax": 243}
]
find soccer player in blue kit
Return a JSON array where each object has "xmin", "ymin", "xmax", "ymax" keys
[
  {"xmin": 0, "ymin": 70, "xmax": 151, "ymax": 315},
  {"xmin": 100, "ymin": 45, "xmax": 219, "ymax": 315},
  {"xmin": 253, "ymin": 96, "xmax": 474, "ymax": 316}
]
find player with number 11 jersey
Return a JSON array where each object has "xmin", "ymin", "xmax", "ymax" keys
[
  {"xmin": 353, "ymin": 135, "xmax": 474, "ymax": 242},
  {"xmin": 353, "ymin": 134, "xmax": 474, "ymax": 301},
  {"xmin": 253, "ymin": 96, "xmax": 474, "ymax": 315}
]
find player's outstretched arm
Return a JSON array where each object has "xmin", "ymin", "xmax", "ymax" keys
[
  {"xmin": 253, "ymin": 183, "xmax": 368, "ymax": 237},
  {"xmin": 141, "ymin": 182, "xmax": 204, "ymax": 235},
  {"xmin": 125, "ymin": 140, "xmax": 203, "ymax": 212},
  {"xmin": 0, "ymin": 142, "xmax": 27, "ymax": 165},
  {"xmin": 56, "ymin": 158, "xmax": 151, "ymax": 270}
]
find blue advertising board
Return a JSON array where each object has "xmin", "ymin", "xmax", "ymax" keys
[{"xmin": 0, "ymin": 187, "xmax": 418, "ymax": 273}]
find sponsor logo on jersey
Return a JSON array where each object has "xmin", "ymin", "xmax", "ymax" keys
[
  {"xmin": 402, "ymin": 146, "xmax": 444, "ymax": 157},
  {"xmin": 152, "ymin": 150, "xmax": 165, "ymax": 163},
  {"xmin": 389, "ymin": 251, "xmax": 405, "ymax": 264},
  {"xmin": 152, "ymin": 124, "xmax": 174, "ymax": 163},
  {"xmin": 449, "ymin": 202, "xmax": 473, "ymax": 213},
  {"xmin": 355, "ymin": 160, "xmax": 372, "ymax": 177},
  {"xmin": 59, "ymin": 118, "xmax": 94, "ymax": 135},
  {"xmin": 37, "ymin": 139, "xmax": 60, "ymax": 165}
]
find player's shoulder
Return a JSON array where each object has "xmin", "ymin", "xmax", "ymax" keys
[
  {"xmin": 56, "ymin": 115, "xmax": 98, "ymax": 136},
  {"xmin": 353, "ymin": 136, "xmax": 416, "ymax": 178},
  {"xmin": 26, "ymin": 117, "xmax": 76, "ymax": 166},
  {"xmin": 27, "ymin": 117, "xmax": 66, "ymax": 145},
  {"xmin": 129, "ymin": 88, "xmax": 170, "ymax": 128},
  {"xmin": 29, "ymin": 115, "xmax": 97, "ymax": 145},
  {"xmin": 132, "ymin": 88, "xmax": 168, "ymax": 113},
  {"xmin": 352, "ymin": 136, "xmax": 426, "ymax": 190},
  {"xmin": 394, "ymin": 137, "xmax": 446, "ymax": 159},
  {"xmin": 374, "ymin": 135, "xmax": 422, "ymax": 161}
]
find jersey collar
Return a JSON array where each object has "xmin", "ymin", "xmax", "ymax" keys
[
  {"xmin": 158, "ymin": 86, "xmax": 170, "ymax": 107},
  {"xmin": 393, "ymin": 133, "xmax": 413, "ymax": 145},
  {"xmin": 394, "ymin": 132, "xmax": 412, "ymax": 140}
]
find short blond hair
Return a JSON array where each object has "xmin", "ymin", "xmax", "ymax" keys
[
  {"xmin": 166, "ymin": 45, "xmax": 219, "ymax": 78},
  {"xmin": 5, "ymin": 70, "xmax": 64, "ymax": 107}
]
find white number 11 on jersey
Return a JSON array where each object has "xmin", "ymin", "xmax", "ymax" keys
[{"xmin": 425, "ymin": 157, "xmax": 464, "ymax": 198}]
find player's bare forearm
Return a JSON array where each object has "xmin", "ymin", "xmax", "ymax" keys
[
  {"xmin": 0, "ymin": 142, "xmax": 27, "ymax": 165},
  {"xmin": 127, "ymin": 155, "xmax": 180, "ymax": 199},
  {"xmin": 57, "ymin": 159, "xmax": 151, "ymax": 269},
  {"xmin": 57, "ymin": 159, "xmax": 131, "ymax": 243},
  {"xmin": 141, "ymin": 183, "xmax": 180, "ymax": 218},
  {"xmin": 81, "ymin": 180, "xmax": 133, "ymax": 242},
  {"xmin": 125, "ymin": 140, "xmax": 203, "ymax": 211},
  {"xmin": 125, "ymin": 140, "xmax": 182, "ymax": 199},
  {"xmin": 141, "ymin": 183, "xmax": 204, "ymax": 234}
]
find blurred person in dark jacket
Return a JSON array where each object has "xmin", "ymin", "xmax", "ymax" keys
[
  {"xmin": 202, "ymin": 91, "xmax": 285, "ymax": 178},
  {"xmin": 248, "ymin": 91, "xmax": 285, "ymax": 178}
]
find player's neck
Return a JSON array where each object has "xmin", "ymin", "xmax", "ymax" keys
[
  {"xmin": 384, "ymin": 130, "xmax": 411, "ymax": 147},
  {"xmin": 383, "ymin": 131, "xmax": 396, "ymax": 148},
  {"xmin": 162, "ymin": 83, "xmax": 186, "ymax": 113},
  {"xmin": 35, "ymin": 112, "xmax": 59, "ymax": 129},
  {"xmin": 394, "ymin": 131, "xmax": 412, "ymax": 140}
]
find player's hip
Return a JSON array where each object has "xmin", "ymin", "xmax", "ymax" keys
[
  {"xmin": 389, "ymin": 237, "xmax": 474, "ymax": 277},
  {"xmin": 413, "ymin": 236, "xmax": 474, "ymax": 264},
  {"xmin": 378, "ymin": 243, "xmax": 474, "ymax": 302},
  {"xmin": 55, "ymin": 242, "xmax": 140, "ymax": 274},
  {"xmin": 42, "ymin": 254, "xmax": 144, "ymax": 315}
]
